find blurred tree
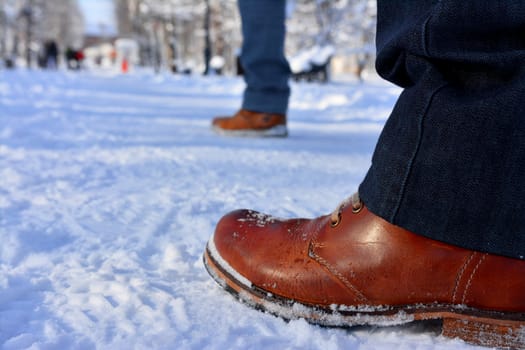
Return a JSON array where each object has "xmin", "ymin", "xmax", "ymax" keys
[
  {"xmin": 287, "ymin": 0, "xmax": 376, "ymax": 80},
  {"xmin": 0, "ymin": 0, "xmax": 17, "ymax": 64},
  {"xmin": 0, "ymin": 0, "xmax": 7, "ymax": 59}
]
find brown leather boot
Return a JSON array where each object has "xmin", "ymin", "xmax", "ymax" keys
[
  {"xmin": 204, "ymin": 193, "xmax": 525, "ymax": 349},
  {"xmin": 212, "ymin": 109, "xmax": 287, "ymax": 137}
]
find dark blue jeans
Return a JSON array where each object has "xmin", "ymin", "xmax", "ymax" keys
[
  {"xmin": 360, "ymin": 1, "xmax": 525, "ymax": 260},
  {"xmin": 238, "ymin": 0, "xmax": 291, "ymax": 115}
]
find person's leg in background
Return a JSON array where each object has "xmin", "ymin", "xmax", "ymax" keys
[
  {"xmin": 204, "ymin": 1, "xmax": 525, "ymax": 348},
  {"xmin": 212, "ymin": 0, "xmax": 291, "ymax": 137}
]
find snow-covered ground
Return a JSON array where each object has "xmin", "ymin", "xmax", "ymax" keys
[{"xmin": 0, "ymin": 69, "xmax": 485, "ymax": 349}]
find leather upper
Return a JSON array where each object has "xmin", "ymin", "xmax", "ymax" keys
[{"xmin": 212, "ymin": 203, "xmax": 525, "ymax": 313}]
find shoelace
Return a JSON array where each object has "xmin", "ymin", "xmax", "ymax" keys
[{"xmin": 330, "ymin": 192, "xmax": 363, "ymax": 227}]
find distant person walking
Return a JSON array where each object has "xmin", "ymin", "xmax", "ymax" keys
[{"xmin": 44, "ymin": 40, "xmax": 59, "ymax": 69}]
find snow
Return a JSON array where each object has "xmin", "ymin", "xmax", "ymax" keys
[{"xmin": 0, "ymin": 68, "xmax": 486, "ymax": 349}]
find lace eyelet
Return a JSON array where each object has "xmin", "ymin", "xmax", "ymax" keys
[
  {"xmin": 330, "ymin": 213, "xmax": 341, "ymax": 228},
  {"xmin": 352, "ymin": 202, "xmax": 363, "ymax": 214}
]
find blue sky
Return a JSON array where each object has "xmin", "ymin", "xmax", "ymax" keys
[{"xmin": 78, "ymin": 0, "xmax": 116, "ymax": 35}]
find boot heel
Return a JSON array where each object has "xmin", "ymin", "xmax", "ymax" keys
[{"xmin": 442, "ymin": 317, "xmax": 525, "ymax": 349}]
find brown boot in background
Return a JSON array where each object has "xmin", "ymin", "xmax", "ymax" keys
[{"xmin": 212, "ymin": 109, "xmax": 287, "ymax": 137}]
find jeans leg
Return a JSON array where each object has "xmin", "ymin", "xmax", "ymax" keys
[
  {"xmin": 238, "ymin": 0, "xmax": 291, "ymax": 115},
  {"xmin": 360, "ymin": 0, "xmax": 525, "ymax": 260}
]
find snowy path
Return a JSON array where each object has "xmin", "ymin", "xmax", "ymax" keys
[{"xmin": 0, "ymin": 70, "xmax": 483, "ymax": 349}]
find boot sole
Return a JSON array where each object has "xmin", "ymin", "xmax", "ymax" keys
[
  {"xmin": 203, "ymin": 241, "xmax": 525, "ymax": 349},
  {"xmin": 212, "ymin": 124, "xmax": 288, "ymax": 137}
]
